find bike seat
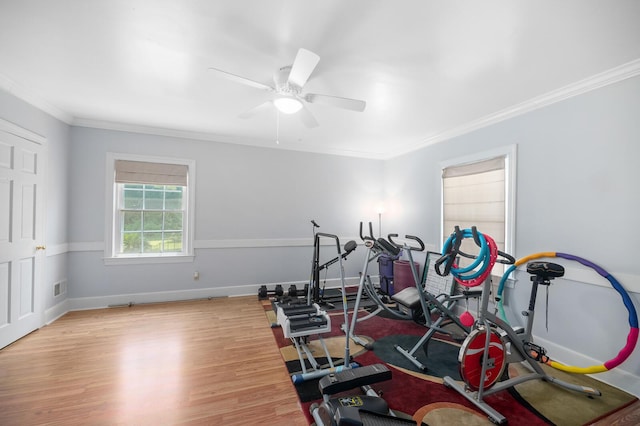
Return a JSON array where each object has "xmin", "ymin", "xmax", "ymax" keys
[{"xmin": 526, "ymin": 261, "xmax": 564, "ymax": 279}]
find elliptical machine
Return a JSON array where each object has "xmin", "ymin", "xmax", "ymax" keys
[{"xmin": 309, "ymin": 229, "xmax": 417, "ymax": 426}]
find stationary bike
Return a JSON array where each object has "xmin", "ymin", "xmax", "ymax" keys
[{"xmin": 437, "ymin": 227, "xmax": 601, "ymax": 425}]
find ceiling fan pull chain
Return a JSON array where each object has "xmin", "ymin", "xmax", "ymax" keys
[{"xmin": 276, "ymin": 111, "xmax": 280, "ymax": 145}]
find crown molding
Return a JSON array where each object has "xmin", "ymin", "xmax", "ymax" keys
[
  {"xmin": 3, "ymin": 59, "xmax": 639, "ymax": 160},
  {"xmin": 72, "ymin": 118, "xmax": 388, "ymax": 159},
  {"xmin": 0, "ymin": 73, "xmax": 74, "ymax": 124},
  {"xmin": 389, "ymin": 58, "xmax": 640, "ymax": 159}
]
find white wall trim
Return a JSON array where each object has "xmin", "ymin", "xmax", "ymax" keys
[
  {"xmin": 72, "ymin": 118, "xmax": 388, "ymax": 160},
  {"xmin": 194, "ymin": 237, "xmax": 359, "ymax": 249},
  {"xmin": 392, "ymin": 58, "xmax": 640, "ymax": 158},
  {"xmin": 0, "ymin": 116, "xmax": 47, "ymax": 144},
  {"xmin": 459, "ymin": 306, "xmax": 640, "ymax": 397},
  {"xmin": 69, "ymin": 241, "xmax": 104, "ymax": 252},
  {"xmin": 510, "ymin": 264, "xmax": 640, "ymax": 294},
  {"xmin": 71, "ymin": 59, "xmax": 640, "ymax": 160},
  {"xmin": 45, "ymin": 243, "xmax": 69, "ymax": 257},
  {"xmin": 3, "ymin": 59, "xmax": 639, "ymax": 161},
  {"xmin": 68, "ymin": 237, "xmax": 360, "ymax": 252},
  {"xmin": 194, "ymin": 238, "xmax": 310, "ymax": 249},
  {"xmin": 44, "ymin": 299, "xmax": 70, "ymax": 324},
  {"xmin": 61, "ymin": 240, "xmax": 639, "ymax": 293},
  {"xmin": 63, "ymin": 276, "xmax": 361, "ymax": 311},
  {"xmin": 0, "ymin": 73, "xmax": 74, "ymax": 124},
  {"xmin": 533, "ymin": 335, "xmax": 640, "ymax": 397}
]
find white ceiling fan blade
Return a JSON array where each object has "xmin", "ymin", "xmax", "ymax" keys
[
  {"xmin": 298, "ymin": 104, "xmax": 319, "ymax": 128},
  {"xmin": 287, "ymin": 48, "xmax": 320, "ymax": 88},
  {"xmin": 208, "ymin": 67, "xmax": 274, "ymax": 92},
  {"xmin": 238, "ymin": 101, "xmax": 273, "ymax": 119},
  {"xmin": 305, "ymin": 93, "xmax": 366, "ymax": 112}
]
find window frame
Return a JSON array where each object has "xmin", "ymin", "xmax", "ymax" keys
[
  {"xmin": 440, "ymin": 145, "xmax": 517, "ymax": 271},
  {"xmin": 104, "ymin": 153, "xmax": 195, "ymax": 265}
]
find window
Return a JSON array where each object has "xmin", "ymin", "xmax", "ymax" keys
[
  {"xmin": 441, "ymin": 145, "xmax": 516, "ymax": 276},
  {"xmin": 105, "ymin": 154, "xmax": 195, "ymax": 264}
]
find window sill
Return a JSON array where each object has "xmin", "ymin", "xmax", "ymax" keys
[{"xmin": 104, "ymin": 254, "xmax": 195, "ymax": 266}]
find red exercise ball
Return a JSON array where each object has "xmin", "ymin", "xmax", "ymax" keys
[{"xmin": 460, "ymin": 311, "xmax": 475, "ymax": 327}]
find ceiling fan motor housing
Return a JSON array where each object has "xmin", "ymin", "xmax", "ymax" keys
[{"xmin": 274, "ymin": 66, "xmax": 300, "ymax": 95}]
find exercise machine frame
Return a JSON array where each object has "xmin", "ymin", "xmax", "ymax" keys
[
  {"xmin": 388, "ymin": 238, "xmax": 481, "ymax": 371},
  {"xmin": 439, "ymin": 230, "xmax": 600, "ymax": 424}
]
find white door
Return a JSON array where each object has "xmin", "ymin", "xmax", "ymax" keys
[{"xmin": 0, "ymin": 120, "xmax": 46, "ymax": 349}]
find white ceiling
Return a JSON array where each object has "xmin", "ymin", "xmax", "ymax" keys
[{"xmin": 1, "ymin": 1, "xmax": 639, "ymax": 159}]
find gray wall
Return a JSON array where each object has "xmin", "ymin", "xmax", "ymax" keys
[
  {"xmin": 384, "ymin": 74, "xmax": 640, "ymax": 394},
  {"xmin": 67, "ymin": 127, "xmax": 383, "ymax": 303}
]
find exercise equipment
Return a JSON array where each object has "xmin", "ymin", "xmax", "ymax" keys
[
  {"xmin": 258, "ymin": 284, "xmax": 284, "ymax": 300},
  {"xmin": 310, "ymin": 363, "xmax": 417, "ymax": 425},
  {"xmin": 286, "ymin": 283, "xmax": 308, "ymax": 298},
  {"xmin": 390, "ymin": 241, "xmax": 482, "ymax": 371},
  {"xmin": 278, "ymin": 232, "xmax": 359, "ymax": 384},
  {"xmin": 347, "ymin": 223, "xmax": 411, "ymax": 347},
  {"xmin": 439, "ymin": 227, "xmax": 601, "ymax": 425},
  {"xmin": 378, "ymin": 251, "xmax": 399, "ymax": 295},
  {"xmin": 308, "ymin": 220, "xmax": 357, "ymax": 307},
  {"xmin": 276, "ymin": 301, "xmax": 336, "ymax": 379},
  {"xmin": 302, "ymin": 231, "xmax": 416, "ymax": 425},
  {"xmin": 497, "ymin": 251, "xmax": 639, "ymax": 375}
]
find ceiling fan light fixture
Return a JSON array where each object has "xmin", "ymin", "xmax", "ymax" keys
[{"xmin": 273, "ymin": 96, "xmax": 303, "ymax": 114}]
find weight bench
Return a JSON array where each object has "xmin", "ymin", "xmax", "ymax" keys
[{"xmin": 276, "ymin": 302, "xmax": 334, "ymax": 378}]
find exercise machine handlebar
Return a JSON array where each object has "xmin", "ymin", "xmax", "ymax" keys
[
  {"xmin": 316, "ymin": 232, "xmax": 342, "ymax": 254},
  {"xmin": 436, "ymin": 226, "xmax": 515, "ymax": 277},
  {"xmin": 359, "ymin": 221, "xmax": 376, "ymax": 241},
  {"xmin": 387, "ymin": 233, "xmax": 425, "ymax": 252},
  {"xmin": 358, "ymin": 222, "xmax": 401, "ymax": 257}
]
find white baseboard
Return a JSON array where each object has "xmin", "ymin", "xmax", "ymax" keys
[
  {"xmin": 67, "ymin": 285, "xmax": 255, "ymax": 311},
  {"xmin": 454, "ymin": 306, "xmax": 639, "ymax": 398},
  {"xmin": 60, "ymin": 276, "xmax": 362, "ymax": 312},
  {"xmin": 532, "ymin": 335, "xmax": 640, "ymax": 398},
  {"xmin": 44, "ymin": 299, "xmax": 71, "ymax": 324}
]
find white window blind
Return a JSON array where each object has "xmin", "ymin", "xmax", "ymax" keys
[
  {"xmin": 442, "ymin": 156, "xmax": 506, "ymax": 270},
  {"xmin": 114, "ymin": 160, "xmax": 188, "ymax": 186},
  {"xmin": 105, "ymin": 154, "xmax": 195, "ymax": 264}
]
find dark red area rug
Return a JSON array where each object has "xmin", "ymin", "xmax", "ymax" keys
[{"xmin": 266, "ymin": 300, "xmax": 637, "ymax": 425}]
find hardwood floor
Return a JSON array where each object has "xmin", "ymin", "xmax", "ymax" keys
[
  {"xmin": 0, "ymin": 297, "xmax": 309, "ymax": 425},
  {"xmin": 3, "ymin": 296, "xmax": 638, "ymax": 426}
]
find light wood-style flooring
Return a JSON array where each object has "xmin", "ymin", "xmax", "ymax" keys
[
  {"xmin": 0, "ymin": 297, "xmax": 308, "ymax": 426},
  {"xmin": 2, "ymin": 296, "xmax": 639, "ymax": 426}
]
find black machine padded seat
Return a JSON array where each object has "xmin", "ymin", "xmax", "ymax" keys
[
  {"xmin": 391, "ymin": 287, "xmax": 421, "ymax": 310},
  {"xmin": 526, "ymin": 261, "xmax": 565, "ymax": 280}
]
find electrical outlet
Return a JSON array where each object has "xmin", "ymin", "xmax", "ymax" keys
[
  {"xmin": 53, "ymin": 282, "xmax": 61, "ymax": 296},
  {"xmin": 193, "ymin": 271, "xmax": 199, "ymax": 280}
]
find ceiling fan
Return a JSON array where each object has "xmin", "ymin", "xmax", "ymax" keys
[{"xmin": 208, "ymin": 48, "xmax": 366, "ymax": 128}]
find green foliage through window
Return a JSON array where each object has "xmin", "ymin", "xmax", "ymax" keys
[{"xmin": 118, "ymin": 184, "xmax": 184, "ymax": 255}]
